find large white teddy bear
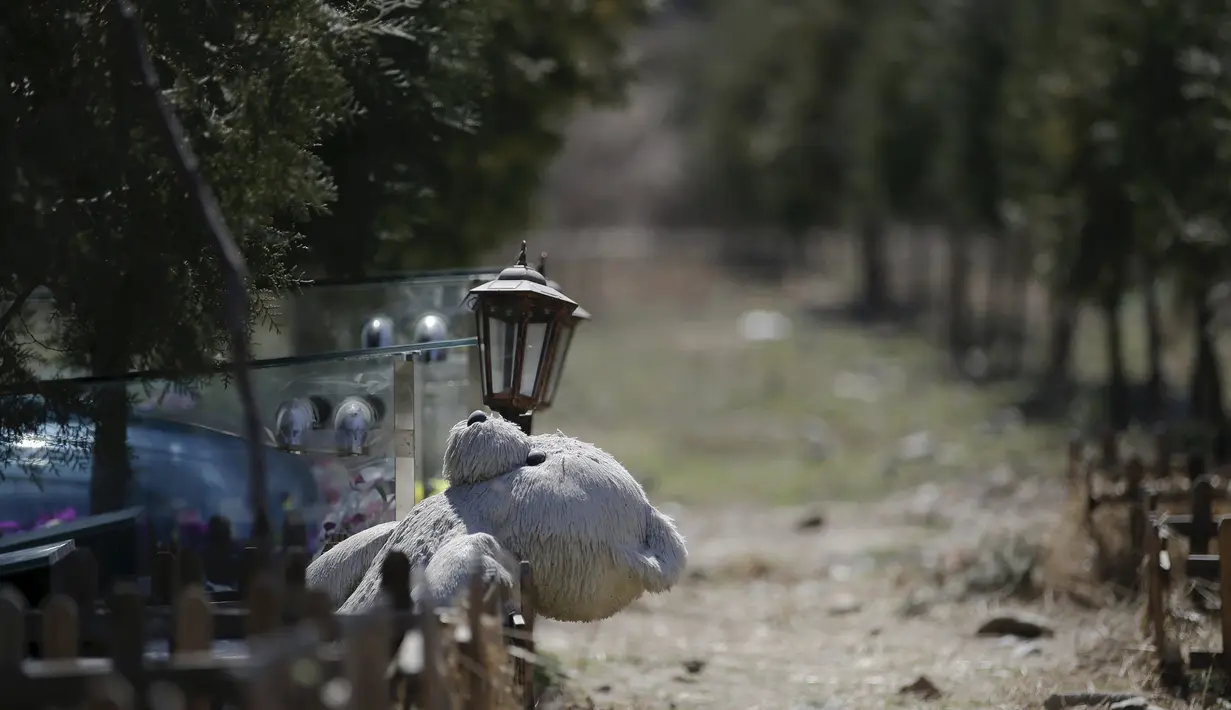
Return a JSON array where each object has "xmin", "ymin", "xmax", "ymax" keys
[{"xmin": 305, "ymin": 410, "xmax": 688, "ymax": 620}]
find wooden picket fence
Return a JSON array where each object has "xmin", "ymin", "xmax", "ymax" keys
[
  {"xmin": 1077, "ymin": 429, "xmax": 1231, "ymax": 575},
  {"xmin": 0, "ymin": 541, "xmax": 539, "ymax": 709},
  {"xmin": 1074, "ymin": 429, "xmax": 1231, "ymax": 687},
  {"xmin": 1143, "ymin": 508, "xmax": 1231, "ymax": 689}
]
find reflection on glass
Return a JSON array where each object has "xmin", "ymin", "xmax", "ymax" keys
[
  {"xmin": 251, "ymin": 272, "xmax": 497, "ymax": 359},
  {"xmin": 520, "ymin": 322, "xmax": 547, "ymax": 397},
  {"xmin": 415, "ymin": 350, "xmax": 477, "ymax": 484},
  {"xmin": 546, "ymin": 325, "xmax": 575, "ymax": 404},
  {"xmin": 488, "ymin": 316, "xmax": 515, "ymax": 395},
  {"xmin": 0, "ymin": 351, "xmax": 403, "ymax": 573}
]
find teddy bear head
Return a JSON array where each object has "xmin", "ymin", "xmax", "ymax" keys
[{"xmin": 441, "ymin": 410, "xmax": 532, "ymax": 485}]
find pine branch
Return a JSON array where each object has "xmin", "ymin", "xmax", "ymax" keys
[
  {"xmin": 109, "ymin": 0, "xmax": 272, "ymax": 545},
  {"xmin": 0, "ymin": 284, "xmax": 37, "ymax": 334}
]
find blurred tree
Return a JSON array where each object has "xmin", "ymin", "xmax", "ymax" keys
[
  {"xmin": 683, "ymin": 0, "xmax": 1231, "ymax": 439},
  {"xmin": 680, "ymin": 0, "xmax": 866, "ymax": 281},
  {"xmin": 844, "ymin": 0, "xmax": 942, "ymax": 313},
  {"xmin": 300, "ymin": 0, "xmax": 650, "ymax": 278},
  {"xmin": 0, "ymin": 0, "xmax": 353, "ymax": 509},
  {"xmin": 927, "ymin": 0, "xmax": 1012, "ymax": 364}
]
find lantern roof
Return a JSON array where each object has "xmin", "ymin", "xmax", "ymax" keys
[{"xmin": 467, "ymin": 241, "xmax": 578, "ymax": 312}]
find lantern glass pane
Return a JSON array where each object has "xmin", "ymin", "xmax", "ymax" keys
[
  {"xmin": 487, "ymin": 311, "xmax": 517, "ymax": 396},
  {"xmin": 519, "ymin": 321, "xmax": 549, "ymax": 397},
  {"xmin": 545, "ymin": 323, "xmax": 574, "ymax": 405},
  {"xmin": 474, "ymin": 311, "xmax": 490, "ymax": 398}
]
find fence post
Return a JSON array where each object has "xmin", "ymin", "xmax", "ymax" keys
[
  {"xmin": 284, "ymin": 548, "xmax": 308, "ymax": 623},
  {"xmin": 1126, "ymin": 457, "xmax": 1145, "ymax": 577},
  {"xmin": 1220, "ymin": 518, "xmax": 1231, "ymax": 677},
  {"xmin": 1145, "ymin": 495, "xmax": 1166, "ymax": 663},
  {"xmin": 0, "ymin": 587, "xmax": 25, "ymax": 664},
  {"xmin": 1193, "ymin": 477, "xmax": 1215, "ymax": 556},
  {"xmin": 417, "ymin": 563, "xmax": 445, "ymax": 710},
  {"xmin": 246, "ymin": 574, "xmax": 282, "ymax": 638},
  {"xmin": 1067, "ymin": 434, "xmax": 1083, "ymax": 483},
  {"xmin": 518, "ymin": 561, "xmax": 536, "ymax": 710},
  {"xmin": 465, "ymin": 568, "xmax": 492, "ymax": 709},
  {"xmin": 108, "ymin": 584, "xmax": 146, "ymax": 709},
  {"xmin": 153, "ymin": 549, "xmax": 175, "ymax": 606},
  {"xmin": 304, "ymin": 590, "xmax": 338, "ymax": 643},
  {"xmin": 176, "ymin": 585, "xmax": 213, "ymax": 710},
  {"xmin": 1153, "ymin": 425, "xmax": 1171, "ymax": 480},
  {"xmin": 240, "ymin": 546, "xmax": 261, "ymax": 600},
  {"xmin": 42, "ymin": 595, "xmax": 78, "ymax": 659},
  {"xmin": 346, "ymin": 600, "xmax": 391, "ymax": 710},
  {"xmin": 1100, "ymin": 430, "xmax": 1120, "ymax": 471}
]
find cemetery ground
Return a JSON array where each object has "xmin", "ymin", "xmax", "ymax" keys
[{"xmin": 531, "ymin": 271, "xmax": 1194, "ymax": 709}]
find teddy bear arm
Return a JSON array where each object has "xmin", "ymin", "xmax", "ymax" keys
[
  {"xmin": 622, "ymin": 507, "xmax": 688, "ymax": 594},
  {"xmin": 306, "ymin": 520, "xmax": 397, "ymax": 608},
  {"xmin": 419, "ymin": 533, "xmax": 519, "ymax": 616}
]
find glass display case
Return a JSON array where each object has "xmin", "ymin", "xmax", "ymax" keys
[
  {"xmin": 0, "ymin": 339, "xmax": 481, "ymax": 568},
  {"xmin": 251, "ymin": 268, "xmax": 500, "ymax": 359}
]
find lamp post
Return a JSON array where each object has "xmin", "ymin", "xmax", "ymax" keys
[
  {"xmin": 534, "ymin": 252, "xmax": 590, "ymax": 412},
  {"xmin": 466, "ymin": 241, "xmax": 580, "ymax": 434}
]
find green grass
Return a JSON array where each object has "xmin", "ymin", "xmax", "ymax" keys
[{"xmin": 536, "ymin": 303, "xmax": 1061, "ymax": 506}]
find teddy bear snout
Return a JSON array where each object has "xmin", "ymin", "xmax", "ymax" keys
[{"xmin": 467, "ymin": 410, "xmax": 488, "ymax": 426}]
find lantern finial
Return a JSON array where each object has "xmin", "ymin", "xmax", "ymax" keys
[
  {"xmin": 538, "ymin": 252, "xmax": 548, "ymax": 277},
  {"xmin": 516, "ymin": 240, "xmax": 528, "ymax": 267}
]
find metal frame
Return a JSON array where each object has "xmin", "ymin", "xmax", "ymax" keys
[{"xmin": 470, "ymin": 296, "xmax": 572, "ymax": 415}]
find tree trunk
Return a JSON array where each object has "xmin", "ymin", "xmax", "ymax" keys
[
  {"xmin": 88, "ymin": 342, "xmax": 133, "ymax": 515},
  {"xmin": 859, "ymin": 216, "xmax": 890, "ymax": 315},
  {"xmin": 1004, "ymin": 231, "xmax": 1032, "ymax": 376},
  {"xmin": 1102, "ymin": 290, "xmax": 1130, "ymax": 431},
  {"xmin": 926, "ymin": 227, "xmax": 945, "ymax": 343},
  {"xmin": 1041, "ymin": 299, "xmax": 1077, "ymax": 396},
  {"xmin": 90, "ymin": 32, "xmax": 135, "ymax": 516},
  {"xmin": 787, "ymin": 228, "xmax": 810, "ymax": 281},
  {"xmin": 908, "ymin": 227, "xmax": 930, "ymax": 315},
  {"xmin": 1143, "ymin": 277, "xmax": 1165, "ymax": 424},
  {"xmin": 986, "ymin": 235, "xmax": 1015, "ymax": 373},
  {"xmin": 1189, "ymin": 295, "xmax": 1230, "ymax": 462},
  {"xmin": 975, "ymin": 239, "xmax": 1000, "ymax": 355},
  {"xmin": 946, "ymin": 229, "xmax": 972, "ymax": 362}
]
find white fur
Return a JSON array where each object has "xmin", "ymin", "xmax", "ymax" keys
[
  {"xmin": 421, "ymin": 532, "xmax": 520, "ymax": 615},
  {"xmin": 306, "ymin": 412, "xmax": 688, "ymax": 621},
  {"xmin": 307, "ymin": 520, "xmax": 396, "ymax": 607}
]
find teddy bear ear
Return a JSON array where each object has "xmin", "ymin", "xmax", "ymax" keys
[
  {"xmin": 307, "ymin": 395, "xmax": 332, "ymax": 427},
  {"xmin": 363, "ymin": 394, "xmax": 387, "ymax": 422}
]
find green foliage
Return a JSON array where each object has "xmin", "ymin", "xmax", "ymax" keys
[
  {"xmin": 684, "ymin": 0, "xmax": 1231, "ymax": 297},
  {"xmin": 681, "ymin": 0, "xmax": 869, "ymax": 232},
  {"xmin": 301, "ymin": 0, "xmax": 650, "ymax": 277},
  {"xmin": 1, "ymin": 0, "xmax": 353, "ymax": 373},
  {"xmin": 0, "ymin": 0, "xmax": 652, "ymax": 498},
  {"xmin": 844, "ymin": 0, "xmax": 942, "ymax": 219},
  {"xmin": 0, "ymin": 0, "xmax": 356, "ymax": 499}
]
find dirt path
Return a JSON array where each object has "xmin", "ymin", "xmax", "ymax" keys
[{"xmin": 536, "ymin": 474, "xmax": 1174, "ymax": 709}]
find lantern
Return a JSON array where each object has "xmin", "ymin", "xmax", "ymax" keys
[
  {"xmin": 466, "ymin": 242, "xmax": 579, "ymax": 428},
  {"xmin": 535, "ymin": 252, "xmax": 590, "ymax": 411}
]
